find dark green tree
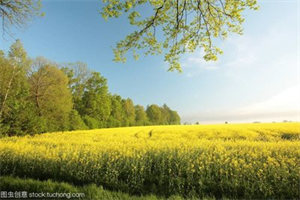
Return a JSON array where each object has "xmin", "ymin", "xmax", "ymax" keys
[
  {"xmin": 108, "ymin": 95, "xmax": 124, "ymax": 127},
  {"xmin": 122, "ymin": 98, "xmax": 136, "ymax": 126},
  {"xmin": 80, "ymin": 72, "xmax": 111, "ymax": 128},
  {"xmin": 68, "ymin": 109, "xmax": 87, "ymax": 131},
  {"xmin": 146, "ymin": 104, "xmax": 162, "ymax": 125},
  {"xmin": 61, "ymin": 62, "xmax": 91, "ymax": 114},
  {"xmin": 135, "ymin": 105, "xmax": 148, "ymax": 126},
  {"xmin": 29, "ymin": 61, "xmax": 73, "ymax": 132},
  {"xmin": 169, "ymin": 110, "xmax": 181, "ymax": 125},
  {"xmin": 0, "ymin": 40, "xmax": 31, "ymax": 118},
  {"xmin": 0, "ymin": 40, "xmax": 183, "ymax": 135},
  {"xmin": 0, "ymin": 40, "xmax": 41, "ymax": 136},
  {"xmin": 82, "ymin": 115, "xmax": 100, "ymax": 129},
  {"xmin": 160, "ymin": 104, "xmax": 171, "ymax": 124}
]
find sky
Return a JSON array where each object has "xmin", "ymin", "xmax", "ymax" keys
[{"xmin": 0, "ymin": 0, "xmax": 299, "ymax": 124}]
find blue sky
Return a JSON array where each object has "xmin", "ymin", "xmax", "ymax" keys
[{"xmin": 0, "ymin": 0, "xmax": 299, "ymax": 123}]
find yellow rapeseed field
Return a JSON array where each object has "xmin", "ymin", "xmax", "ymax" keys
[{"xmin": 0, "ymin": 123, "xmax": 299, "ymax": 198}]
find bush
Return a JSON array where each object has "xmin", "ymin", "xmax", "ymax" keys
[
  {"xmin": 69, "ymin": 110, "xmax": 87, "ymax": 131},
  {"xmin": 82, "ymin": 115, "xmax": 99, "ymax": 129}
]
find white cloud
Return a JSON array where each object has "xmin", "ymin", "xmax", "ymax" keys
[
  {"xmin": 238, "ymin": 85, "xmax": 300, "ymax": 113},
  {"xmin": 234, "ymin": 84, "xmax": 300, "ymax": 121},
  {"xmin": 182, "ymin": 85, "xmax": 300, "ymax": 123}
]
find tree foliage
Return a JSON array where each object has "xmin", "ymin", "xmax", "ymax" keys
[
  {"xmin": 29, "ymin": 63, "xmax": 73, "ymax": 132},
  {"xmin": 146, "ymin": 104, "xmax": 162, "ymax": 124},
  {"xmin": 101, "ymin": 0, "xmax": 258, "ymax": 71},
  {"xmin": 0, "ymin": 40, "xmax": 181, "ymax": 136},
  {"xmin": 108, "ymin": 95, "xmax": 125, "ymax": 127},
  {"xmin": 0, "ymin": 40, "xmax": 40, "ymax": 136},
  {"xmin": 61, "ymin": 62, "xmax": 91, "ymax": 112},
  {"xmin": 80, "ymin": 72, "xmax": 111, "ymax": 128},
  {"xmin": 146, "ymin": 104, "xmax": 180, "ymax": 125},
  {"xmin": 0, "ymin": 0, "xmax": 43, "ymax": 36},
  {"xmin": 68, "ymin": 109, "xmax": 87, "ymax": 131},
  {"xmin": 122, "ymin": 98, "xmax": 136, "ymax": 126},
  {"xmin": 135, "ymin": 105, "xmax": 148, "ymax": 126},
  {"xmin": 0, "ymin": 40, "xmax": 30, "ymax": 119}
]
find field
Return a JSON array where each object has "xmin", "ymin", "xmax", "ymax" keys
[{"xmin": 0, "ymin": 123, "xmax": 299, "ymax": 199}]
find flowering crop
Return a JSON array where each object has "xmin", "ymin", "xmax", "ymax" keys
[{"xmin": 0, "ymin": 123, "xmax": 299, "ymax": 198}]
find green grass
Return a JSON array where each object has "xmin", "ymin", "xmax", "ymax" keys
[{"xmin": 0, "ymin": 176, "xmax": 212, "ymax": 200}]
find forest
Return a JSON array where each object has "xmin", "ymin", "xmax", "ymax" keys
[{"xmin": 0, "ymin": 40, "xmax": 180, "ymax": 137}]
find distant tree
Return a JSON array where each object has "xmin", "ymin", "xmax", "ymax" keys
[
  {"xmin": 101, "ymin": 0, "xmax": 258, "ymax": 71},
  {"xmin": 169, "ymin": 110, "xmax": 181, "ymax": 125},
  {"xmin": 0, "ymin": 0, "xmax": 43, "ymax": 36},
  {"xmin": 0, "ymin": 40, "xmax": 183, "ymax": 135},
  {"xmin": 29, "ymin": 61, "xmax": 73, "ymax": 132},
  {"xmin": 195, "ymin": 122, "xmax": 199, "ymax": 125},
  {"xmin": 122, "ymin": 98, "xmax": 136, "ymax": 126},
  {"xmin": 146, "ymin": 104, "xmax": 162, "ymax": 125},
  {"xmin": 80, "ymin": 72, "xmax": 111, "ymax": 128},
  {"xmin": 135, "ymin": 105, "xmax": 148, "ymax": 126},
  {"xmin": 160, "ymin": 104, "xmax": 171, "ymax": 124},
  {"xmin": 61, "ymin": 62, "xmax": 91, "ymax": 113},
  {"xmin": 108, "ymin": 95, "xmax": 124, "ymax": 127}
]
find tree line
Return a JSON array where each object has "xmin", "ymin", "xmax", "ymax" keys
[{"xmin": 0, "ymin": 40, "xmax": 180, "ymax": 136}]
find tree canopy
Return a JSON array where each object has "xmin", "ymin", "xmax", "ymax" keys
[
  {"xmin": 0, "ymin": 40, "xmax": 181, "ymax": 136},
  {"xmin": 29, "ymin": 61, "xmax": 73, "ymax": 132},
  {"xmin": 101, "ymin": 0, "xmax": 258, "ymax": 71}
]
